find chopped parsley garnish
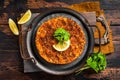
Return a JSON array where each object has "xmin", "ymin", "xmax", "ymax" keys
[{"xmin": 53, "ymin": 28, "xmax": 70, "ymax": 43}]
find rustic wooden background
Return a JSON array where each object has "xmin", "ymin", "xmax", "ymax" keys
[{"xmin": 0, "ymin": 0, "xmax": 120, "ymax": 80}]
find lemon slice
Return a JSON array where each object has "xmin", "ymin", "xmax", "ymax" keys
[
  {"xmin": 8, "ymin": 18, "xmax": 19, "ymax": 35},
  {"xmin": 53, "ymin": 40, "xmax": 70, "ymax": 51},
  {"xmin": 18, "ymin": 9, "xmax": 32, "ymax": 24}
]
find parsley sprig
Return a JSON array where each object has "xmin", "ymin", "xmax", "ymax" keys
[
  {"xmin": 53, "ymin": 28, "xmax": 70, "ymax": 43},
  {"xmin": 76, "ymin": 52, "xmax": 107, "ymax": 75}
]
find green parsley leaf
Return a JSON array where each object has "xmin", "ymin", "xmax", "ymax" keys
[
  {"xmin": 76, "ymin": 52, "xmax": 107, "ymax": 75},
  {"xmin": 53, "ymin": 28, "xmax": 70, "ymax": 43}
]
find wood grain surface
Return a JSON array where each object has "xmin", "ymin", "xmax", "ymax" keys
[{"xmin": 0, "ymin": 0, "xmax": 120, "ymax": 80}]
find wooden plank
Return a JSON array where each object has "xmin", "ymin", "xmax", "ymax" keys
[
  {"xmin": 111, "ymin": 26, "xmax": 120, "ymax": 37},
  {"xmin": 105, "ymin": 10, "xmax": 120, "ymax": 25},
  {"xmin": 0, "ymin": 25, "xmax": 13, "ymax": 35},
  {"xmin": 0, "ymin": 71, "xmax": 69, "ymax": 80},
  {"xmin": 113, "ymin": 36, "xmax": 120, "ymax": 41},
  {"xmin": 0, "ymin": 13, "xmax": 8, "ymax": 25},
  {"xmin": 0, "ymin": 44, "xmax": 18, "ymax": 50},
  {"xmin": 101, "ymin": 4, "xmax": 120, "ymax": 10},
  {"xmin": 100, "ymin": 0, "xmax": 120, "ymax": 4},
  {"xmin": 0, "ymin": 71, "xmax": 31, "ymax": 80},
  {"xmin": 0, "ymin": 51, "xmax": 20, "ymax": 61},
  {"xmin": 45, "ymin": 0, "xmax": 99, "ymax": 5},
  {"xmin": 0, "ymin": 62, "xmax": 22, "ymax": 72},
  {"xmin": 27, "ymin": 0, "xmax": 68, "ymax": 8},
  {"xmin": 100, "ymin": 0, "xmax": 120, "ymax": 10},
  {"xmin": 113, "ymin": 43, "xmax": 120, "ymax": 52},
  {"xmin": 0, "ymin": 36, "xmax": 19, "ymax": 50},
  {"xmin": 83, "ymin": 68, "xmax": 120, "ymax": 79}
]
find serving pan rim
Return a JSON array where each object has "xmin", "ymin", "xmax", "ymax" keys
[{"xmin": 27, "ymin": 8, "xmax": 94, "ymax": 75}]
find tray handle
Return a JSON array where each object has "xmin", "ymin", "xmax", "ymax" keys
[
  {"xmin": 90, "ymin": 25, "xmax": 101, "ymax": 53},
  {"xmin": 19, "ymin": 31, "xmax": 36, "ymax": 64}
]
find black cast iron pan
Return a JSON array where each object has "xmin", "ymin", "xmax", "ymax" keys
[{"xmin": 29, "ymin": 8, "xmax": 94, "ymax": 75}]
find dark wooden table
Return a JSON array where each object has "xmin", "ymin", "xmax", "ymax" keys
[{"xmin": 0, "ymin": 0, "xmax": 120, "ymax": 80}]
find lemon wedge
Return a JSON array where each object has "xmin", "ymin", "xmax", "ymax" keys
[
  {"xmin": 53, "ymin": 40, "xmax": 70, "ymax": 51},
  {"xmin": 18, "ymin": 9, "xmax": 32, "ymax": 24},
  {"xmin": 8, "ymin": 18, "xmax": 19, "ymax": 35}
]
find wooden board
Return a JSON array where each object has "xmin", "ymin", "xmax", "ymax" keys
[{"xmin": 19, "ymin": 12, "xmax": 96, "ymax": 73}]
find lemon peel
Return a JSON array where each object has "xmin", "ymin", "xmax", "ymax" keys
[
  {"xmin": 8, "ymin": 18, "xmax": 19, "ymax": 35},
  {"xmin": 53, "ymin": 40, "xmax": 70, "ymax": 51},
  {"xmin": 18, "ymin": 9, "xmax": 32, "ymax": 24}
]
